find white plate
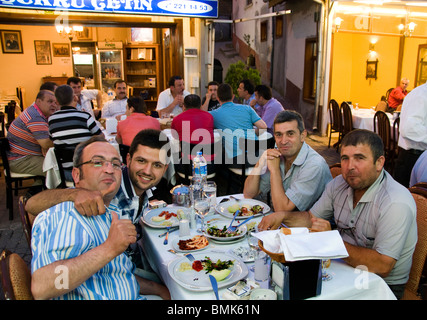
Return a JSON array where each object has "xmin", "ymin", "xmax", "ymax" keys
[
  {"xmin": 167, "ymin": 251, "xmax": 248, "ymax": 291},
  {"xmin": 230, "ymin": 246, "xmax": 256, "ymax": 263},
  {"xmin": 215, "ymin": 199, "xmax": 270, "ymax": 220},
  {"xmin": 142, "ymin": 207, "xmax": 184, "ymax": 229},
  {"xmin": 203, "ymin": 219, "xmax": 247, "ymax": 242},
  {"xmin": 171, "ymin": 236, "xmax": 210, "ymax": 253}
]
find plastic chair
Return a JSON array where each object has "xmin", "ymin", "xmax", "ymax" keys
[
  {"xmin": 0, "ymin": 250, "xmax": 33, "ymax": 300},
  {"xmin": 329, "ymin": 163, "xmax": 342, "ymax": 179},
  {"xmin": 373, "ymin": 111, "xmax": 393, "ymax": 172},
  {"xmin": 328, "ymin": 99, "xmax": 342, "ymax": 149},
  {"xmin": 0, "ymin": 137, "xmax": 45, "ymax": 220},
  {"xmin": 402, "ymin": 187, "xmax": 427, "ymax": 300}
]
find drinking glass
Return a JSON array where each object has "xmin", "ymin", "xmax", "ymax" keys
[
  {"xmin": 193, "ymin": 193, "xmax": 210, "ymax": 233},
  {"xmin": 203, "ymin": 181, "xmax": 217, "ymax": 214},
  {"xmin": 246, "ymin": 231, "xmax": 259, "ymax": 271},
  {"xmin": 321, "ymin": 259, "xmax": 332, "ymax": 281}
]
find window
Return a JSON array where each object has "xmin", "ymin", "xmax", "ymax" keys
[
  {"xmin": 275, "ymin": 16, "xmax": 283, "ymax": 38},
  {"xmin": 261, "ymin": 21, "xmax": 268, "ymax": 42},
  {"xmin": 303, "ymin": 38, "xmax": 318, "ymax": 102}
]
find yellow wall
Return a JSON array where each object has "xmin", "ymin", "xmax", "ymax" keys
[{"xmin": 330, "ymin": 32, "xmax": 426, "ymax": 108}]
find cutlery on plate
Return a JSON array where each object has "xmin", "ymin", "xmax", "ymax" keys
[
  {"xmin": 158, "ymin": 227, "xmax": 178, "ymax": 237},
  {"xmin": 227, "ymin": 215, "xmax": 255, "ymax": 233},
  {"xmin": 209, "ymin": 275, "xmax": 220, "ymax": 300},
  {"xmin": 184, "ymin": 253, "xmax": 195, "ymax": 262},
  {"xmin": 229, "ymin": 195, "xmax": 241, "ymax": 202},
  {"xmin": 226, "ymin": 210, "xmax": 240, "ymax": 233},
  {"xmin": 163, "ymin": 227, "xmax": 170, "ymax": 245}
]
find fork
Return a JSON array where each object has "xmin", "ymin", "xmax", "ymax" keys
[
  {"xmin": 225, "ymin": 210, "xmax": 240, "ymax": 233},
  {"xmin": 184, "ymin": 253, "xmax": 195, "ymax": 262},
  {"xmin": 226, "ymin": 215, "xmax": 255, "ymax": 233}
]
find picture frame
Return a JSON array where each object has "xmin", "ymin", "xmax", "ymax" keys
[
  {"xmin": 52, "ymin": 43, "xmax": 70, "ymax": 57},
  {"xmin": 366, "ymin": 59, "xmax": 378, "ymax": 80},
  {"xmin": 76, "ymin": 27, "xmax": 92, "ymax": 40},
  {"xmin": 0, "ymin": 30, "xmax": 23, "ymax": 54},
  {"xmin": 34, "ymin": 40, "xmax": 52, "ymax": 65}
]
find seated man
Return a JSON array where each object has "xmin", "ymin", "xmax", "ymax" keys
[
  {"xmin": 244, "ymin": 110, "xmax": 332, "ymax": 212},
  {"xmin": 156, "ymin": 75, "xmax": 190, "ymax": 117},
  {"xmin": 7, "ymin": 90, "xmax": 56, "ymax": 177},
  {"xmin": 49, "ymin": 85, "xmax": 104, "ymax": 180},
  {"xmin": 101, "ymin": 80, "xmax": 128, "ymax": 119},
  {"xmin": 116, "ymin": 96, "xmax": 160, "ymax": 146},
  {"xmin": 67, "ymin": 76, "xmax": 102, "ymax": 120},
  {"xmin": 259, "ymin": 129, "xmax": 417, "ymax": 300},
  {"xmin": 201, "ymin": 81, "xmax": 221, "ymax": 111},
  {"xmin": 31, "ymin": 136, "xmax": 170, "ymax": 300},
  {"xmin": 253, "ymin": 85, "xmax": 285, "ymax": 134},
  {"xmin": 387, "ymin": 78, "xmax": 409, "ymax": 112},
  {"xmin": 237, "ymin": 79, "xmax": 256, "ymax": 106},
  {"xmin": 410, "ymin": 150, "xmax": 427, "ymax": 187}
]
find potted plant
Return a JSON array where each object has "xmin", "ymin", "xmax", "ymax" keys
[
  {"xmin": 243, "ymin": 34, "xmax": 255, "ymax": 67},
  {"xmin": 224, "ymin": 60, "xmax": 261, "ymax": 100}
]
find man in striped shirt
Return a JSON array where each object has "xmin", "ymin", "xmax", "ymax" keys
[
  {"xmin": 31, "ymin": 136, "xmax": 170, "ymax": 300},
  {"xmin": 7, "ymin": 90, "xmax": 56, "ymax": 176},
  {"xmin": 49, "ymin": 85, "xmax": 103, "ymax": 180}
]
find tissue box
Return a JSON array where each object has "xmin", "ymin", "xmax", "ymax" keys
[{"xmin": 271, "ymin": 259, "xmax": 322, "ymax": 300}]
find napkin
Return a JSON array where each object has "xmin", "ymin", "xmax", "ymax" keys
[
  {"xmin": 279, "ymin": 230, "xmax": 348, "ymax": 261},
  {"xmin": 252, "ymin": 228, "xmax": 309, "ymax": 254}
]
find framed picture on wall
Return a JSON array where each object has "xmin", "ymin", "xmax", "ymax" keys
[
  {"xmin": 76, "ymin": 27, "xmax": 92, "ymax": 40},
  {"xmin": 34, "ymin": 40, "xmax": 52, "ymax": 65},
  {"xmin": 52, "ymin": 43, "xmax": 70, "ymax": 57},
  {"xmin": 0, "ymin": 30, "xmax": 23, "ymax": 54},
  {"xmin": 366, "ymin": 59, "xmax": 378, "ymax": 80}
]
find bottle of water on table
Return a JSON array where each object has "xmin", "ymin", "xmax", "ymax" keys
[{"xmin": 192, "ymin": 151, "xmax": 207, "ymax": 193}]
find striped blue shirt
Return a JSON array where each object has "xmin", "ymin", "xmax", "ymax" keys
[{"xmin": 31, "ymin": 201, "xmax": 145, "ymax": 300}]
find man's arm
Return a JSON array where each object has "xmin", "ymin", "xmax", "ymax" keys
[
  {"xmin": 243, "ymin": 149, "xmax": 269, "ymax": 199},
  {"xmin": 32, "ymin": 212, "xmax": 136, "ymax": 300},
  {"xmin": 25, "ymin": 188, "xmax": 106, "ymax": 217},
  {"xmin": 201, "ymin": 94, "xmax": 210, "ymax": 111},
  {"xmin": 158, "ymin": 95, "xmax": 183, "ymax": 117},
  {"xmin": 135, "ymin": 276, "xmax": 171, "ymax": 300},
  {"xmin": 96, "ymin": 90, "xmax": 103, "ymax": 109},
  {"xmin": 38, "ymin": 138, "xmax": 54, "ymax": 155},
  {"xmin": 258, "ymin": 210, "xmax": 313, "ymax": 231}
]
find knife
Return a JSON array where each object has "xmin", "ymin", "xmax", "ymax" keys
[
  {"xmin": 158, "ymin": 227, "xmax": 178, "ymax": 237},
  {"xmin": 163, "ymin": 227, "xmax": 170, "ymax": 245},
  {"xmin": 209, "ymin": 275, "xmax": 219, "ymax": 300}
]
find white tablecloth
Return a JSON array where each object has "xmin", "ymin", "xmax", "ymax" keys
[
  {"xmin": 140, "ymin": 194, "xmax": 396, "ymax": 300},
  {"xmin": 352, "ymin": 108, "xmax": 393, "ymax": 131}
]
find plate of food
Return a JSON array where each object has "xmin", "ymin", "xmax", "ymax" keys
[
  {"xmin": 215, "ymin": 199, "xmax": 270, "ymax": 220},
  {"xmin": 203, "ymin": 219, "xmax": 247, "ymax": 242},
  {"xmin": 167, "ymin": 251, "xmax": 248, "ymax": 291},
  {"xmin": 171, "ymin": 235, "xmax": 210, "ymax": 253},
  {"xmin": 142, "ymin": 207, "xmax": 184, "ymax": 228}
]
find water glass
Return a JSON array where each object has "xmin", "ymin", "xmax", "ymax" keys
[
  {"xmin": 203, "ymin": 181, "xmax": 217, "ymax": 214},
  {"xmin": 178, "ymin": 209, "xmax": 191, "ymax": 237},
  {"xmin": 254, "ymin": 250, "xmax": 271, "ymax": 282},
  {"xmin": 193, "ymin": 193, "xmax": 210, "ymax": 233}
]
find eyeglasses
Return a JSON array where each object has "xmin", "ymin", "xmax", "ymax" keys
[{"xmin": 76, "ymin": 156, "xmax": 123, "ymax": 171}]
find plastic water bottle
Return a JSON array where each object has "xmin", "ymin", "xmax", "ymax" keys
[
  {"xmin": 107, "ymin": 87, "xmax": 114, "ymax": 100},
  {"xmin": 192, "ymin": 151, "xmax": 207, "ymax": 191}
]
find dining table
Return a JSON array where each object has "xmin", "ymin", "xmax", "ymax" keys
[
  {"xmin": 351, "ymin": 107, "xmax": 394, "ymax": 132},
  {"xmin": 140, "ymin": 193, "xmax": 397, "ymax": 300}
]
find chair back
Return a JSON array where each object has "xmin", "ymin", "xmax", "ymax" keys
[
  {"xmin": 373, "ymin": 111, "xmax": 392, "ymax": 152},
  {"xmin": 412, "ymin": 182, "xmax": 427, "ymax": 190},
  {"xmin": 0, "ymin": 112, "xmax": 5, "ymax": 138},
  {"xmin": 329, "ymin": 99, "xmax": 341, "ymax": 132},
  {"xmin": 0, "ymin": 137, "xmax": 13, "ymax": 182},
  {"xmin": 340, "ymin": 102, "xmax": 353, "ymax": 137},
  {"xmin": 18, "ymin": 196, "xmax": 32, "ymax": 249},
  {"xmin": 375, "ymin": 101, "xmax": 388, "ymax": 112},
  {"xmin": 329, "ymin": 163, "xmax": 342, "ymax": 179},
  {"xmin": 0, "ymin": 250, "xmax": 33, "ymax": 300},
  {"xmin": 5, "ymin": 101, "xmax": 16, "ymax": 128},
  {"xmin": 402, "ymin": 187, "xmax": 427, "ymax": 300},
  {"xmin": 385, "ymin": 88, "xmax": 393, "ymax": 101},
  {"xmin": 53, "ymin": 146, "xmax": 75, "ymax": 189},
  {"xmin": 393, "ymin": 117, "xmax": 400, "ymax": 154},
  {"xmin": 119, "ymin": 144, "xmax": 130, "ymax": 164}
]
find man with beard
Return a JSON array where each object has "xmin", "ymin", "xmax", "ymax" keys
[
  {"xmin": 101, "ymin": 80, "xmax": 128, "ymax": 119},
  {"xmin": 258, "ymin": 129, "xmax": 417, "ymax": 300},
  {"xmin": 26, "ymin": 129, "xmax": 170, "ymax": 280}
]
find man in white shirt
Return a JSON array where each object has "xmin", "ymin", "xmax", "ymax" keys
[
  {"xmin": 102, "ymin": 80, "xmax": 128, "ymax": 119},
  {"xmin": 67, "ymin": 77, "xmax": 102, "ymax": 119},
  {"xmin": 156, "ymin": 75, "xmax": 190, "ymax": 117},
  {"xmin": 394, "ymin": 81, "xmax": 427, "ymax": 187}
]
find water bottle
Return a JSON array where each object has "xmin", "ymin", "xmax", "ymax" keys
[{"xmin": 192, "ymin": 151, "xmax": 207, "ymax": 192}]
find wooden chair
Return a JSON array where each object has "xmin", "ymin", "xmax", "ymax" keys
[
  {"xmin": 0, "ymin": 112, "xmax": 5, "ymax": 138},
  {"xmin": 375, "ymin": 101, "xmax": 388, "ymax": 112},
  {"xmin": 0, "ymin": 138, "xmax": 45, "ymax": 220},
  {"xmin": 402, "ymin": 187, "xmax": 427, "ymax": 300},
  {"xmin": 392, "ymin": 117, "xmax": 400, "ymax": 160},
  {"xmin": 412, "ymin": 182, "xmax": 427, "ymax": 190},
  {"xmin": 373, "ymin": 111, "xmax": 393, "ymax": 173},
  {"xmin": 18, "ymin": 196, "xmax": 34, "ymax": 250},
  {"xmin": 0, "ymin": 250, "xmax": 33, "ymax": 300},
  {"xmin": 328, "ymin": 99, "xmax": 342, "ymax": 149},
  {"xmin": 340, "ymin": 102, "xmax": 353, "ymax": 141},
  {"xmin": 329, "ymin": 163, "xmax": 342, "ymax": 179},
  {"xmin": 385, "ymin": 87, "xmax": 393, "ymax": 101},
  {"xmin": 53, "ymin": 146, "xmax": 75, "ymax": 189}
]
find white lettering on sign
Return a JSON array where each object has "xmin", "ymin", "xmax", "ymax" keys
[
  {"xmin": 158, "ymin": 0, "xmax": 212, "ymax": 14},
  {"xmin": 35, "ymin": 0, "xmax": 53, "ymax": 6},
  {"xmin": 70, "ymin": 0, "xmax": 85, "ymax": 9}
]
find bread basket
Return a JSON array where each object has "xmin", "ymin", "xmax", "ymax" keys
[{"xmin": 258, "ymin": 240, "xmax": 287, "ymax": 263}]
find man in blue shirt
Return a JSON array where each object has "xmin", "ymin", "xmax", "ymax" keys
[
  {"xmin": 31, "ymin": 136, "xmax": 170, "ymax": 299},
  {"xmin": 210, "ymin": 83, "xmax": 267, "ymax": 161}
]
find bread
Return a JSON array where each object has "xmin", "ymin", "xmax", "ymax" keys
[{"xmin": 280, "ymin": 227, "xmax": 291, "ymax": 235}]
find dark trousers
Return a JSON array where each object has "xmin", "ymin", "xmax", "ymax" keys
[{"xmin": 393, "ymin": 148, "xmax": 422, "ymax": 187}]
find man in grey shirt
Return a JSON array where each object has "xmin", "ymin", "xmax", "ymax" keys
[
  {"xmin": 243, "ymin": 110, "xmax": 332, "ymax": 212},
  {"xmin": 259, "ymin": 129, "xmax": 417, "ymax": 299}
]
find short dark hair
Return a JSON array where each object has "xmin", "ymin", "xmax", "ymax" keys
[
  {"xmin": 217, "ymin": 83, "xmax": 233, "ymax": 102},
  {"xmin": 55, "ymin": 85, "xmax": 74, "ymax": 106},
  {"xmin": 127, "ymin": 96, "xmax": 146, "ymax": 114},
  {"xmin": 114, "ymin": 80, "xmax": 126, "ymax": 88},
  {"xmin": 341, "ymin": 129, "xmax": 384, "ymax": 163},
  {"xmin": 168, "ymin": 75, "xmax": 183, "ymax": 87},
  {"xmin": 274, "ymin": 110, "xmax": 305, "ymax": 133},
  {"xmin": 67, "ymin": 77, "xmax": 82, "ymax": 85},
  {"xmin": 39, "ymin": 82, "xmax": 57, "ymax": 91},
  {"xmin": 254, "ymin": 85, "xmax": 272, "ymax": 100},
  {"xmin": 129, "ymin": 129, "xmax": 171, "ymax": 158},
  {"xmin": 207, "ymin": 81, "xmax": 219, "ymax": 87},
  {"xmin": 73, "ymin": 135, "xmax": 109, "ymax": 167},
  {"xmin": 184, "ymin": 94, "xmax": 201, "ymax": 109},
  {"xmin": 240, "ymin": 79, "xmax": 255, "ymax": 94}
]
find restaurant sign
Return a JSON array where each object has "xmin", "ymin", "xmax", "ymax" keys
[{"xmin": 0, "ymin": 0, "xmax": 218, "ymax": 18}]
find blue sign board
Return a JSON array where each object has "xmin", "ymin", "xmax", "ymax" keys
[{"xmin": 0, "ymin": 0, "xmax": 218, "ymax": 18}]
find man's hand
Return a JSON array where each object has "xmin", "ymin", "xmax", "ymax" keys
[
  {"xmin": 71, "ymin": 189, "xmax": 106, "ymax": 217},
  {"xmin": 258, "ymin": 211, "xmax": 285, "ymax": 231},
  {"xmin": 104, "ymin": 211, "xmax": 137, "ymax": 257},
  {"xmin": 310, "ymin": 217, "xmax": 331, "ymax": 232},
  {"xmin": 173, "ymin": 94, "xmax": 184, "ymax": 107}
]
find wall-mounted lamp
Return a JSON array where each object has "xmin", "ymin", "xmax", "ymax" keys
[
  {"xmin": 334, "ymin": 17, "xmax": 343, "ymax": 32},
  {"xmin": 56, "ymin": 25, "xmax": 84, "ymax": 41},
  {"xmin": 398, "ymin": 22, "xmax": 416, "ymax": 37}
]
